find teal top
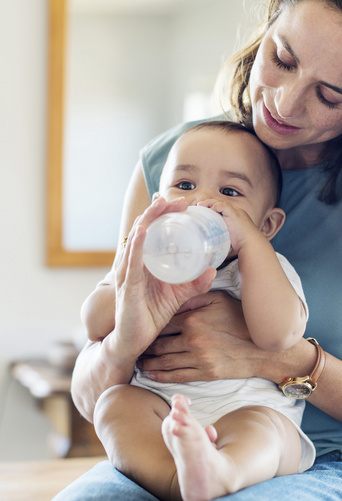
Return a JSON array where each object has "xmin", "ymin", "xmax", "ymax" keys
[{"xmin": 140, "ymin": 118, "xmax": 342, "ymax": 457}]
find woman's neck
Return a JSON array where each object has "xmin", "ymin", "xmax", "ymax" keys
[{"xmin": 274, "ymin": 144, "xmax": 324, "ymax": 170}]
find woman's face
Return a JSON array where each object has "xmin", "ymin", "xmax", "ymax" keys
[{"xmin": 249, "ymin": 0, "xmax": 342, "ymax": 161}]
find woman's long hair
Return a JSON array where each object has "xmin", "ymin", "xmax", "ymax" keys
[{"xmin": 217, "ymin": 0, "xmax": 342, "ymax": 204}]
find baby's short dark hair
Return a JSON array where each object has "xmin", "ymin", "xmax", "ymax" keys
[{"xmin": 187, "ymin": 120, "xmax": 283, "ymax": 207}]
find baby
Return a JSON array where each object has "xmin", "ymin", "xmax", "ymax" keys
[{"xmin": 93, "ymin": 121, "xmax": 314, "ymax": 501}]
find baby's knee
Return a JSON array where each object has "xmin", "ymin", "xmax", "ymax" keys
[{"xmin": 94, "ymin": 384, "xmax": 132, "ymax": 428}]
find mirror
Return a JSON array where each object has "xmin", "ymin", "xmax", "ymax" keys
[{"xmin": 47, "ymin": 0, "xmax": 257, "ymax": 266}]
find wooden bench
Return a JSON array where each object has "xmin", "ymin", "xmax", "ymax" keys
[
  {"xmin": 0, "ymin": 456, "xmax": 106, "ymax": 501},
  {"xmin": 11, "ymin": 360, "xmax": 105, "ymax": 458}
]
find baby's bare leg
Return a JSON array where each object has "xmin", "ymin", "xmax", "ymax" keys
[
  {"xmin": 94, "ymin": 385, "xmax": 181, "ymax": 500},
  {"xmin": 162, "ymin": 395, "xmax": 302, "ymax": 501}
]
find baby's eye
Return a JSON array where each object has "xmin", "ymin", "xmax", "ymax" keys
[
  {"xmin": 221, "ymin": 187, "xmax": 240, "ymax": 197},
  {"xmin": 177, "ymin": 181, "xmax": 195, "ymax": 190}
]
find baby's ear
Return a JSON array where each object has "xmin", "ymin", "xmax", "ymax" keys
[
  {"xmin": 261, "ymin": 208, "xmax": 286, "ymax": 241},
  {"xmin": 152, "ymin": 192, "xmax": 160, "ymax": 202}
]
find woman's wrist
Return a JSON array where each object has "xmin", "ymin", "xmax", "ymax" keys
[
  {"xmin": 72, "ymin": 334, "xmax": 137, "ymax": 423},
  {"xmin": 101, "ymin": 332, "xmax": 137, "ymax": 382},
  {"xmin": 257, "ymin": 337, "xmax": 318, "ymax": 384}
]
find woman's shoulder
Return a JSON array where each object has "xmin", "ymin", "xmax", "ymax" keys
[{"xmin": 140, "ymin": 116, "xmax": 221, "ymax": 198}]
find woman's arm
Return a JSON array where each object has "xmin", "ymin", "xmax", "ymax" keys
[
  {"xmin": 260, "ymin": 337, "xmax": 342, "ymax": 422},
  {"xmin": 71, "ymin": 339, "xmax": 132, "ymax": 423},
  {"xmin": 138, "ymin": 292, "xmax": 342, "ymax": 422},
  {"xmin": 73, "ymin": 290, "xmax": 342, "ymax": 423},
  {"xmin": 73, "ymin": 287, "xmax": 342, "ymax": 423},
  {"xmin": 72, "ymin": 203, "xmax": 215, "ymax": 423},
  {"xmin": 72, "ymin": 289, "xmax": 247, "ymax": 422}
]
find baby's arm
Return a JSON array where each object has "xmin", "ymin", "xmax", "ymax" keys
[
  {"xmin": 199, "ymin": 200, "xmax": 307, "ymax": 352},
  {"xmin": 238, "ymin": 231, "xmax": 307, "ymax": 351}
]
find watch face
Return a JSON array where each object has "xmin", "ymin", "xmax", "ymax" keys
[{"xmin": 283, "ymin": 383, "xmax": 312, "ymax": 399}]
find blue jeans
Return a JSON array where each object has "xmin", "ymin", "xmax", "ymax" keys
[{"xmin": 52, "ymin": 451, "xmax": 342, "ymax": 501}]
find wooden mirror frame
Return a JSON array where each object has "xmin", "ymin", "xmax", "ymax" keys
[{"xmin": 46, "ymin": 0, "xmax": 115, "ymax": 267}]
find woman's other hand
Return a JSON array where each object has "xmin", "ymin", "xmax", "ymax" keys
[{"xmin": 137, "ymin": 291, "xmax": 266, "ymax": 383}]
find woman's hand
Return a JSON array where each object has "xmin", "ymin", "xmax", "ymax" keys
[
  {"xmin": 137, "ymin": 291, "xmax": 342, "ymax": 424},
  {"xmin": 137, "ymin": 290, "xmax": 268, "ymax": 383},
  {"xmin": 110, "ymin": 196, "xmax": 217, "ymax": 372}
]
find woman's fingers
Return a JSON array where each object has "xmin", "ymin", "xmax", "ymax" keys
[
  {"xmin": 151, "ymin": 367, "xmax": 202, "ymax": 384},
  {"xmin": 138, "ymin": 292, "xmax": 252, "ymax": 383},
  {"xmin": 136, "ymin": 196, "xmax": 187, "ymax": 230},
  {"xmin": 125, "ymin": 225, "xmax": 147, "ymax": 285},
  {"xmin": 115, "ymin": 225, "xmax": 147, "ymax": 289},
  {"xmin": 116, "ymin": 195, "xmax": 188, "ymax": 280},
  {"xmin": 137, "ymin": 350, "xmax": 191, "ymax": 372},
  {"xmin": 189, "ymin": 267, "xmax": 217, "ymax": 295},
  {"xmin": 116, "ymin": 196, "xmax": 187, "ymax": 280},
  {"xmin": 115, "ymin": 230, "xmax": 133, "ymax": 288}
]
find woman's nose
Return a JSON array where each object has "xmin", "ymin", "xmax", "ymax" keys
[{"xmin": 274, "ymin": 83, "xmax": 306, "ymax": 120}]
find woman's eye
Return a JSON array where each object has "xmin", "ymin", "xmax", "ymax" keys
[
  {"xmin": 317, "ymin": 88, "xmax": 340, "ymax": 110},
  {"xmin": 221, "ymin": 187, "xmax": 240, "ymax": 197},
  {"xmin": 177, "ymin": 181, "xmax": 195, "ymax": 190},
  {"xmin": 271, "ymin": 52, "xmax": 294, "ymax": 72}
]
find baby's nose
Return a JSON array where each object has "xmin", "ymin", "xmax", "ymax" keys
[
  {"xmin": 194, "ymin": 198, "xmax": 217, "ymax": 210},
  {"xmin": 190, "ymin": 191, "xmax": 216, "ymax": 206}
]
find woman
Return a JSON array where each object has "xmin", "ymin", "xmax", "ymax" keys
[{"xmin": 54, "ymin": 1, "xmax": 342, "ymax": 499}]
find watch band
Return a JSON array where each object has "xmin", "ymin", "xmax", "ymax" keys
[
  {"xmin": 306, "ymin": 337, "xmax": 326, "ymax": 390},
  {"xmin": 278, "ymin": 337, "xmax": 327, "ymax": 398}
]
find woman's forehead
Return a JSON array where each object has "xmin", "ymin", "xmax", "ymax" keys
[{"xmin": 272, "ymin": 1, "xmax": 342, "ymax": 61}]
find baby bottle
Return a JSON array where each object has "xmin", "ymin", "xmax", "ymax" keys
[{"xmin": 143, "ymin": 205, "xmax": 231, "ymax": 284}]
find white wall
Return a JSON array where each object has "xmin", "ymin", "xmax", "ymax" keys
[
  {"xmin": 63, "ymin": 0, "xmax": 258, "ymax": 252},
  {"xmin": 0, "ymin": 0, "xmax": 106, "ymax": 461},
  {"xmin": 64, "ymin": 13, "xmax": 173, "ymax": 250},
  {"xmin": 0, "ymin": 0, "xmax": 258, "ymax": 462}
]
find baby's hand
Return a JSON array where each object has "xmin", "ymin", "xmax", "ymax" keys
[{"xmin": 197, "ymin": 200, "xmax": 263, "ymax": 253}]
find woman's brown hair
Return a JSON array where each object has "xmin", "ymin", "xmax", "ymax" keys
[{"xmin": 217, "ymin": 0, "xmax": 342, "ymax": 204}]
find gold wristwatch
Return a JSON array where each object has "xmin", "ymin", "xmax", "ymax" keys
[{"xmin": 278, "ymin": 338, "xmax": 326, "ymax": 399}]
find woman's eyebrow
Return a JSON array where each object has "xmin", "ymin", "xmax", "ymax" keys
[
  {"xmin": 278, "ymin": 35, "xmax": 299, "ymax": 63},
  {"xmin": 320, "ymin": 81, "xmax": 342, "ymax": 95}
]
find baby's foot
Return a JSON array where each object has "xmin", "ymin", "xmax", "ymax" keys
[{"xmin": 162, "ymin": 394, "xmax": 227, "ymax": 501}]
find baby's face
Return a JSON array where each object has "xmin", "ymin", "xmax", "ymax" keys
[{"xmin": 159, "ymin": 127, "xmax": 276, "ymax": 229}]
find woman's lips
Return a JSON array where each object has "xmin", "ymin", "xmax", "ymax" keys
[{"xmin": 263, "ymin": 104, "xmax": 301, "ymax": 136}]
